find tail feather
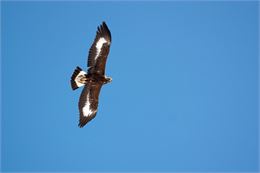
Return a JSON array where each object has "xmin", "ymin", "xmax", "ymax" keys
[{"xmin": 70, "ymin": 66, "xmax": 87, "ymax": 90}]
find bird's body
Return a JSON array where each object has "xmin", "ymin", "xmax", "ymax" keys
[
  {"xmin": 70, "ymin": 22, "xmax": 112, "ymax": 128},
  {"xmin": 85, "ymin": 73, "xmax": 112, "ymax": 84}
]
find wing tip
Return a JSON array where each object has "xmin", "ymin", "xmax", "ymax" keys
[
  {"xmin": 102, "ymin": 21, "xmax": 108, "ymax": 28},
  {"xmin": 78, "ymin": 114, "xmax": 97, "ymax": 128},
  {"xmin": 97, "ymin": 21, "xmax": 111, "ymax": 42},
  {"xmin": 78, "ymin": 117, "xmax": 88, "ymax": 128},
  {"xmin": 78, "ymin": 122, "xmax": 86, "ymax": 128}
]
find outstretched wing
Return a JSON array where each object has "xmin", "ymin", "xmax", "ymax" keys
[
  {"xmin": 87, "ymin": 22, "xmax": 112, "ymax": 75},
  {"xmin": 78, "ymin": 82, "xmax": 103, "ymax": 127}
]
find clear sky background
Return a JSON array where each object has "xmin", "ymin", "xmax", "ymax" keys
[{"xmin": 1, "ymin": 1, "xmax": 259, "ymax": 172}]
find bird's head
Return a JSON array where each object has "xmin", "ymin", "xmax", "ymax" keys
[{"xmin": 105, "ymin": 76, "xmax": 112, "ymax": 84}]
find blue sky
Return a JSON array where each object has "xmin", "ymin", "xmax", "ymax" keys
[{"xmin": 1, "ymin": 1, "xmax": 259, "ymax": 172}]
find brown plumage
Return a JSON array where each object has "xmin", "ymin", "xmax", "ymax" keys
[{"xmin": 70, "ymin": 22, "xmax": 112, "ymax": 127}]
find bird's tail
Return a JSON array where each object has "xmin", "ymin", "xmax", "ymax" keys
[{"xmin": 70, "ymin": 66, "xmax": 87, "ymax": 90}]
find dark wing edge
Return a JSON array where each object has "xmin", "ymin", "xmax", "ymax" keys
[
  {"xmin": 78, "ymin": 83, "xmax": 103, "ymax": 128},
  {"xmin": 87, "ymin": 22, "xmax": 112, "ymax": 68}
]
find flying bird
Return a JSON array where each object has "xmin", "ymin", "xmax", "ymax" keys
[{"xmin": 70, "ymin": 22, "xmax": 112, "ymax": 128}]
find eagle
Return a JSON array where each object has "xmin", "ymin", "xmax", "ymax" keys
[{"xmin": 70, "ymin": 22, "xmax": 112, "ymax": 128}]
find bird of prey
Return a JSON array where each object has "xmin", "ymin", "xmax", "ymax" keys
[{"xmin": 70, "ymin": 22, "xmax": 112, "ymax": 128}]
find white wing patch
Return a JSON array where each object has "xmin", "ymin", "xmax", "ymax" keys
[
  {"xmin": 75, "ymin": 71, "xmax": 87, "ymax": 88},
  {"xmin": 82, "ymin": 93, "xmax": 93, "ymax": 117},
  {"xmin": 94, "ymin": 37, "xmax": 107, "ymax": 60}
]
